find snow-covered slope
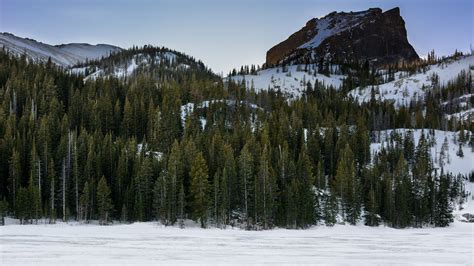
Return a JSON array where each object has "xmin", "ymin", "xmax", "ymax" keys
[
  {"xmin": 229, "ymin": 65, "xmax": 345, "ymax": 98},
  {"xmin": 0, "ymin": 32, "xmax": 121, "ymax": 67},
  {"xmin": 55, "ymin": 43, "xmax": 121, "ymax": 63},
  {"xmin": 348, "ymin": 55, "xmax": 474, "ymax": 106},
  {"xmin": 371, "ymin": 129, "xmax": 473, "ymax": 176},
  {"xmin": 371, "ymin": 128, "xmax": 474, "ymax": 221},
  {"xmin": 71, "ymin": 51, "xmax": 189, "ymax": 80}
]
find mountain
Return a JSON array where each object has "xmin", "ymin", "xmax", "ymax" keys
[
  {"xmin": 0, "ymin": 32, "xmax": 121, "ymax": 67},
  {"xmin": 70, "ymin": 45, "xmax": 215, "ymax": 81},
  {"xmin": 266, "ymin": 7, "xmax": 419, "ymax": 66}
]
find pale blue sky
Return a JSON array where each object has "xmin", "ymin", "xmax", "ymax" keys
[{"xmin": 1, "ymin": 0, "xmax": 472, "ymax": 73}]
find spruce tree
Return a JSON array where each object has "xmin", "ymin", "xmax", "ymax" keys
[
  {"xmin": 190, "ymin": 152, "xmax": 209, "ymax": 228},
  {"xmin": 97, "ymin": 176, "xmax": 113, "ymax": 225},
  {"xmin": 364, "ymin": 187, "xmax": 380, "ymax": 226},
  {"xmin": 239, "ymin": 144, "xmax": 253, "ymax": 228}
]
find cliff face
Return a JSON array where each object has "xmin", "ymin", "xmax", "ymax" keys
[{"xmin": 266, "ymin": 7, "xmax": 419, "ymax": 66}]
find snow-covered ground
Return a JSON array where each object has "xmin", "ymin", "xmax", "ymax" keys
[
  {"xmin": 1, "ymin": 221, "xmax": 472, "ymax": 265},
  {"xmin": 349, "ymin": 55, "xmax": 474, "ymax": 106},
  {"xmin": 229, "ymin": 65, "xmax": 345, "ymax": 98}
]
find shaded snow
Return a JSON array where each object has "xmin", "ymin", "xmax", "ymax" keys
[
  {"xmin": 0, "ymin": 33, "xmax": 121, "ymax": 67},
  {"xmin": 229, "ymin": 65, "xmax": 345, "ymax": 98},
  {"xmin": 72, "ymin": 52, "xmax": 180, "ymax": 80},
  {"xmin": 0, "ymin": 221, "xmax": 472, "ymax": 265}
]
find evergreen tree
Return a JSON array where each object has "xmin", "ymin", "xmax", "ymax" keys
[
  {"xmin": 364, "ymin": 187, "xmax": 380, "ymax": 226},
  {"xmin": 239, "ymin": 143, "xmax": 253, "ymax": 228},
  {"xmin": 0, "ymin": 198, "xmax": 8, "ymax": 225},
  {"xmin": 334, "ymin": 144, "xmax": 360, "ymax": 224},
  {"xmin": 190, "ymin": 152, "xmax": 209, "ymax": 228},
  {"xmin": 434, "ymin": 175, "xmax": 453, "ymax": 227},
  {"xmin": 97, "ymin": 176, "xmax": 113, "ymax": 225}
]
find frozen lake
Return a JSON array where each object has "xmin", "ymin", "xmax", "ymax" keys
[{"xmin": 1, "ymin": 221, "xmax": 473, "ymax": 265}]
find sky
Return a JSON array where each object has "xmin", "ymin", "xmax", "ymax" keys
[{"xmin": 0, "ymin": 0, "xmax": 472, "ymax": 74}]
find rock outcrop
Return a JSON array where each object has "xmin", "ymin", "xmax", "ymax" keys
[{"xmin": 266, "ymin": 7, "xmax": 419, "ymax": 66}]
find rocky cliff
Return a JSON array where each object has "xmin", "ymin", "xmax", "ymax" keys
[{"xmin": 266, "ymin": 7, "xmax": 419, "ymax": 66}]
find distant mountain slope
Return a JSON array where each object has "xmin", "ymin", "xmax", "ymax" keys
[
  {"xmin": 228, "ymin": 65, "xmax": 345, "ymax": 98},
  {"xmin": 266, "ymin": 7, "xmax": 418, "ymax": 66},
  {"xmin": 0, "ymin": 32, "xmax": 121, "ymax": 66},
  {"xmin": 70, "ymin": 46, "xmax": 215, "ymax": 81},
  {"xmin": 348, "ymin": 54, "xmax": 473, "ymax": 111}
]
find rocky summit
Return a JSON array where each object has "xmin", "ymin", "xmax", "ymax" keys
[{"xmin": 266, "ymin": 7, "xmax": 419, "ymax": 66}]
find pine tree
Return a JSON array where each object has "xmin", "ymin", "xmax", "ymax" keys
[
  {"xmin": 296, "ymin": 146, "xmax": 316, "ymax": 227},
  {"xmin": 97, "ymin": 176, "xmax": 113, "ymax": 225},
  {"xmin": 190, "ymin": 152, "xmax": 209, "ymax": 228},
  {"xmin": 8, "ymin": 149, "xmax": 21, "ymax": 212},
  {"xmin": 239, "ymin": 143, "xmax": 253, "ymax": 228},
  {"xmin": 218, "ymin": 167, "xmax": 230, "ymax": 227},
  {"xmin": 0, "ymin": 198, "xmax": 8, "ymax": 225},
  {"xmin": 79, "ymin": 181, "xmax": 90, "ymax": 222},
  {"xmin": 434, "ymin": 174, "xmax": 453, "ymax": 227},
  {"xmin": 16, "ymin": 187, "xmax": 31, "ymax": 224},
  {"xmin": 153, "ymin": 170, "xmax": 168, "ymax": 224},
  {"xmin": 364, "ymin": 187, "xmax": 380, "ymax": 226},
  {"xmin": 134, "ymin": 157, "xmax": 154, "ymax": 221},
  {"xmin": 334, "ymin": 144, "xmax": 360, "ymax": 224},
  {"xmin": 167, "ymin": 141, "xmax": 183, "ymax": 224},
  {"xmin": 258, "ymin": 145, "xmax": 277, "ymax": 229},
  {"xmin": 393, "ymin": 154, "xmax": 412, "ymax": 228},
  {"xmin": 47, "ymin": 159, "xmax": 57, "ymax": 223},
  {"xmin": 324, "ymin": 192, "xmax": 338, "ymax": 226},
  {"xmin": 28, "ymin": 175, "xmax": 41, "ymax": 224},
  {"xmin": 456, "ymin": 143, "xmax": 464, "ymax": 157}
]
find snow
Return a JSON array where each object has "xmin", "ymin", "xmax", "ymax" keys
[
  {"xmin": 299, "ymin": 10, "xmax": 371, "ymax": 50},
  {"xmin": 371, "ymin": 129, "xmax": 474, "ymax": 176},
  {"xmin": 137, "ymin": 143, "xmax": 163, "ymax": 160},
  {"xmin": 0, "ymin": 33, "xmax": 121, "ymax": 67},
  {"xmin": 72, "ymin": 52, "xmax": 180, "ymax": 80},
  {"xmin": 446, "ymin": 108, "xmax": 474, "ymax": 123},
  {"xmin": 1, "ymin": 221, "xmax": 472, "ymax": 265},
  {"xmin": 181, "ymin": 100, "xmax": 261, "ymax": 123},
  {"xmin": 229, "ymin": 65, "xmax": 345, "ymax": 98},
  {"xmin": 56, "ymin": 43, "xmax": 120, "ymax": 63},
  {"xmin": 349, "ymin": 55, "xmax": 474, "ymax": 106}
]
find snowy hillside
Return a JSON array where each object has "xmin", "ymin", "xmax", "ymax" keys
[
  {"xmin": 371, "ymin": 129, "xmax": 473, "ymax": 175},
  {"xmin": 70, "ymin": 50, "xmax": 200, "ymax": 81},
  {"xmin": 229, "ymin": 65, "xmax": 345, "ymax": 98},
  {"xmin": 348, "ymin": 55, "xmax": 474, "ymax": 107},
  {"xmin": 371, "ymin": 128, "xmax": 474, "ymax": 221},
  {"xmin": 0, "ymin": 32, "xmax": 121, "ymax": 67},
  {"xmin": 56, "ymin": 43, "xmax": 121, "ymax": 63}
]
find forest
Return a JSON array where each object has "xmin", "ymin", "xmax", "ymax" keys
[{"xmin": 0, "ymin": 47, "xmax": 472, "ymax": 229}]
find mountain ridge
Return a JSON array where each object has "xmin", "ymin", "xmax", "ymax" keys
[{"xmin": 0, "ymin": 32, "xmax": 122, "ymax": 67}]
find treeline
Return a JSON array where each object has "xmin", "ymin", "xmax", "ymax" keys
[{"xmin": 0, "ymin": 49, "xmax": 471, "ymax": 228}]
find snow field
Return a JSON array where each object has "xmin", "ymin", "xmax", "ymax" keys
[{"xmin": 1, "ymin": 221, "xmax": 472, "ymax": 265}]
